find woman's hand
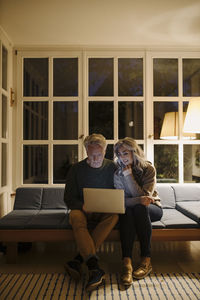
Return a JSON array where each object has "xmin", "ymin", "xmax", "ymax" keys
[
  {"xmin": 123, "ymin": 164, "xmax": 132, "ymax": 171},
  {"xmin": 140, "ymin": 196, "xmax": 154, "ymax": 206},
  {"xmin": 122, "ymin": 164, "xmax": 132, "ymax": 176}
]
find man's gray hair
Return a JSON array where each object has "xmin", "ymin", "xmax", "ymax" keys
[{"xmin": 84, "ymin": 133, "xmax": 107, "ymax": 151}]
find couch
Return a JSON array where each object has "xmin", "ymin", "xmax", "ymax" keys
[{"xmin": 0, "ymin": 184, "xmax": 199, "ymax": 263}]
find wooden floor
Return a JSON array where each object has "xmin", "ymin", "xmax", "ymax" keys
[{"xmin": 0, "ymin": 240, "xmax": 200, "ymax": 274}]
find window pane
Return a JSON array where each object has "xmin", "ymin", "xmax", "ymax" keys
[
  {"xmin": 23, "ymin": 145, "xmax": 48, "ymax": 184},
  {"xmin": 53, "ymin": 58, "xmax": 78, "ymax": 96},
  {"xmin": 23, "ymin": 58, "xmax": 48, "ymax": 96},
  {"xmin": 153, "ymin": 58, "xmax": 178, "ymax": 96},
  {"xmin": 183, "ymin": 59, "xmax": 200, "ymax": 96},
  {"xmin": 1, "ymin": 143, "xmax": 7, "ymax": 186},
  {"xmin": 118, "ymin": 102, "xmax": 143, "ymax": 139},
  {"xmin": 154, "ymin": 145, "xmax": 178, "ymax": 183},
  {"xmin": 53, "ymin": 145, "xmax": 78, "ymax": 184},
  {"xmin": 118, "ymin": 58, "xmax": 143, "ymax": 96},
  {"xmin": 184, "ymin": 145, "xmax": 200, "ymax": 183},
  {"xmin": 89, "ymin": 58, "xmax": 113, "ymax": 96},
  {"xmin": 2, "ymin": 46, "xmax": 8, "ymax": 91},
  {"xmin": 183, "ymin": 102, "xmax": 199, "ymax": 140},
  {"xmin": 105, "ymin": 144, "xmax": 114, "ymax": 160},
  {"xmin": 154, "ymin": 102, "xmax": 178, "ymax": 140},
  {"xmin": 23, "ymin": 102, "xmax": 48, "ymax": 140},
  {"xmin": 53, "ymin": 102, "xmax": 78, "ymax": 140},
  {"xmin": 2, "ymin": 95, "xmax": 7, "ymax": 138},
  {"xmin": 89, "ymin": 101, "xmax": 113, "ymax": 139}
]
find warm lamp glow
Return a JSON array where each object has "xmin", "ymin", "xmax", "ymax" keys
[
  {"xmin": 160, "ymin": 111, "xmax": 196, "ymax": 140},
  {"xmin": 183, "ymin": 98, "xmax": 200, "ymax": 133}
]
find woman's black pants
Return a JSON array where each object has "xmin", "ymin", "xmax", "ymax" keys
[{"xmin": 119, "ymin": 204, "xmax": 163, "ymax": 258}]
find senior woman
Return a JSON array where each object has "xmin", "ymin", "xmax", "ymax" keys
[{"xmin": 114, "ymin": 137, "xmax": 163, "ymax": 286}]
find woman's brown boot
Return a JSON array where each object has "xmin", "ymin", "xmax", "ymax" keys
[{"xmin": 121, "ymin": 257, "xmax": 133, "ymax": 286}]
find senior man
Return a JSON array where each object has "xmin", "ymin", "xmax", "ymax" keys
[{"xmin": 64, "ymin": 133, "xmax": 118, "ymax": 292}]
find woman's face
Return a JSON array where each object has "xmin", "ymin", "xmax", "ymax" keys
[{"xmin": 117, "ymin": 145, "xmax": 134, "ymax": 166}]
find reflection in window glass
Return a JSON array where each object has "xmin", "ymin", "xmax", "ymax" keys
[
  {"xmin": 2, "ymin": 95, "xmax": 7, "ymax": 138},
  {"xmin": 119, "ymin": 102, "xmax": 143, "ymax": 139},
  {"xmin": 53, "ymin": 102, "xmax": 78, "ymax": 140},
  {"xmin": 1, "ymin": 144, "xmax": 7, "ymax": 186},
  {"xmin": 153, "ymin": 58, "xmax": 178, "ymax": 96},
  {"xmin": 154, "ymin": 102, "xmax": 178, "ymax": 140},
  {"xmin": 183, "ymin": 59, "xmax": 200, "ymax": 96},
  {"xmin": 23, "ymin": 102, "xmax": 48, "ymax": 140},
  {"xmin": 23, "ymin": 145, "xmax": 48, "ymax": 184},
  {"xmin": 106, "ymin": 144, "xmax": 114, "ymax": 160},
  {"xmin": 184, "ymin": 145, "xmax": 200, "ymax": 183},
  {"xmin": 89, "ymin": 101, "xmax": 113, "ymax": 139},
  {"xmin": 89, "ymin": 58, "xmax": 113, "ymax": 96},
  {"xmin": 53, "ymin": 145, "xmax": 78, "ymax": 184},
  {"xmin": 23, "ymin": 58, "xmax": 48, "ymax": 96},
  {"xmin": 183, "ymin": 102, "xmax": 199, "ymax": 140},
  {"xmin": 154, "ymin": 145, "xmax": 178, "ymax": 183},
  {"xmin": 2, "ymin": 46, "xmax": 8, "ymax": 91},
  {"xmin": 53, "ymin": 58, "xmax": 78, "ymax": 96},
  {"xmin": 118, "ymin": 58, "xmax": 143, "ymax": 96}
]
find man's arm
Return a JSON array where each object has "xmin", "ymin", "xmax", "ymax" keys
[{"xmin": 64, "ymin": 164, "xmax": 83, "ymax": 210}]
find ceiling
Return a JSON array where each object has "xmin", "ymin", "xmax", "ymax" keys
[{"xmin": 0, "ymin": 0, "xmax": 200, "ymax": 48}]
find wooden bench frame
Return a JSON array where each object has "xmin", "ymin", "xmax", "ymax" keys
[{"xmin": 1, "ymin": 228, "xmax": 200, "ymax": 263}]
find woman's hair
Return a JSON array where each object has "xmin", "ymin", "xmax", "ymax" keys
[
  {"xmin": 84, "ymin": 133, "xmax": 107, "ymax": 151},
  {"xmin": 114, "ymin": 137, "xmax": 147, "ymax": 169}
]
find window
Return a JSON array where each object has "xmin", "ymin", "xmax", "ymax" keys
[
  {"xmin": 153, "ymin": 55, "xmax": 200, "ymax": 183},
  {"xmin": 1, "ymin": 44, "xmax": 8, "ymax": 188},
  {"xmin": 20, "ymin": 54, "xmax": 80, "ymax": 185},
  {"xmin": 16, "ymin": 50, "xmax": 200, "ymax": 185}
]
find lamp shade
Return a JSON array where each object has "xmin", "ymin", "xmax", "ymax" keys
[
  {"xmin": 160, "ymin": 111, "xmax": 196, "ymax": 139},
  {"xmin": 183, "ymin": 98, "xmax": 200, "ymax": 133}
]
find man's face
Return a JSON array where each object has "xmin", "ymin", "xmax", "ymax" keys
[{"xmin": 86, "ymin": 144, "xmax": 105, "ymax": 168}]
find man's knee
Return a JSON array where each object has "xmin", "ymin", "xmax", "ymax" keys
[
  {"xmin": 102, "ymin": 213, "xmax": 119, "ymax": 225},
  {"xmin": 69, "ymin": 210, "xmax": 87, "ymax": 228}
]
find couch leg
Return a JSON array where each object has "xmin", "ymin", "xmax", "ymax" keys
[{"xmin": 6, "ymin": 242, "xmax": 18, "ymax": 263}]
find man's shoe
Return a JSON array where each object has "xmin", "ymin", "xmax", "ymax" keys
[
  {"xmin": 64, "ymin": 259, "xmax": 81, "ymax": 281},
  {"xmin": 85, "ymin": 268, "xmax": 105, "ymax": 292},
  {"xmin": 132, "ymin": 257, "xmax": 152, "ymax": 280}
]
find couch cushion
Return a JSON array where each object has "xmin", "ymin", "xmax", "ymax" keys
[
  {"xmin": 0, "ymin": 210, "xmax": 39, "ymax": 229},
  {"xmin": 176, "ymin": 202, "xmax": 200, "ymax": 224},
  {"xmin": 152, "ymin": 221, "xmax": 165, "ymax": 229},
  {"xmin": 160, "ymin": 209, "xmax": 199, "ymax": 228},
  {"xmin": 26, "ymin": 209, "xmax": 68, "ymax": 229},
  {"xmin": 41, "ymin": 188, "xmax": 66, "ymax": 209},
  {"xmin": 156, "ymin": 184, "xmax": 176, "ymax": 208},
  {"xmin": 14, "ymin": 188, "xmax": 43, "ymax": 210},
  {"xmin": 172, "ymin": 184, "xmax": 200, "ymax": 202}
]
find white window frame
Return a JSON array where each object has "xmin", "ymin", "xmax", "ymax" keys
[
  {"xmin": 15, "ymin": 50, "xmax": 83, "ymax": 187},
  {"xmin": 14, "ymin": 48, "xmax": 200, "ymax": 187},
  {"xmin": 0, "ymin": 28, "xmax": 13, "ymax": 215}
]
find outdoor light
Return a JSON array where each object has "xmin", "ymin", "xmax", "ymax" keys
[{"xmin": 183, "ymin": 98, "xmax": 200, "ymax": 133}]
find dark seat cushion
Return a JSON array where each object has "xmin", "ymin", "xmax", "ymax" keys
[
  {"xmin": 26, "ymin": 209, "xmax": 68, "ymax": 229},
  {"xmin": 41, "ymin": 188, "xmax": 66, "ymax": 209},
  {"xmin": 0, "ymin": 210, "xmax": 39, "ymax": 229},
  {"xmin": 14, "ymin": 188, "xmax": 43, "ymax": 210},
  {"xmin": 176, "ymin": 202, "xmax": 200, "ymax": 224},
  {"xmin": 160, "ymin": 209, "xmax": 199, "ymax": 228}
]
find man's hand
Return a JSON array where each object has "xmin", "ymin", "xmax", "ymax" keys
[
  {"xmin": 82, "ymin": 204, "xmax": 92, "ymax": 213},
  {"xmin": 140, "ymin": 196, "xmax": 154, "ymax": 206}
]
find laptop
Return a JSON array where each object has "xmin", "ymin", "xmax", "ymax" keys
[{"xmin": 83, "ymin": 188, "xmax": 125, "ymax": 214}]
